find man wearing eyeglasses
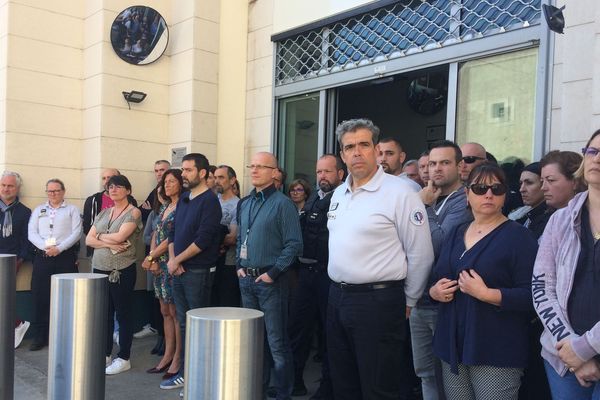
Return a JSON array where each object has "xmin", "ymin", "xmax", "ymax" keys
[
  {"xmin": 236, "ymin": 152, "xmax": 302, "ymax": 400},
  {"xmin": 327, "ymin": 119, "xmax": 434, "ymax": 399},
  {"xmin": 413, "ymin": 140, "xmax": 473, "ymax": 400},
  {"xmin": 459, "ymin": 142, "xmax": 487, "ymax": 183},
  {"xmin": 28, "ymin": 178, "xmax": 82, "ymax": 351}
]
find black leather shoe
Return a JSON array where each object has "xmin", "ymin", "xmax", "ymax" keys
[{"xmin": 29, "ymin": 341, "xmax": 46, "ymax": 351}]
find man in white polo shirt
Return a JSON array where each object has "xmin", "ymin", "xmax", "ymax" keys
[{"xmin": 327, "ymin": 118, "xmax": 434, "ymax": 399}]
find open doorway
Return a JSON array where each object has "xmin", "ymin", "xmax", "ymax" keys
[{"xmin": 336, "ymin": 65, "xmax": 449, "ymax": 161}]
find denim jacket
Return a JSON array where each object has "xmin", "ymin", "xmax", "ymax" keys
[{"xmin": 532, "ymin": 191, "xmax": 600, "ymax": 375}]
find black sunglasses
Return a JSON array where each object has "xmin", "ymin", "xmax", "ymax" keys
[
  {"xmin": 469, "ymin": 183, "xmax": 507, "ymax": 196},
  {"xmin": 462, "ymin": 156, "xmax": 485, "ymax": 164}
]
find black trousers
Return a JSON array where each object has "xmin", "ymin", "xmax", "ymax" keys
[
  {"xmin": 327, "ymin": 283, "xmax": 407, "ymax": 400},
  {"xmin": 31, "ymin": 249, "xmax": 78, "ymax": 344},
  {"xmin": 211, "ymin": 254, "xmax": 241, "ymax": 307},
  {"xmin": 94, "ymin": 264, "xmax": 136, "ymax": 360},
  {"xmin": 288, "ymin": 265, "xmax": 332, "ymax": 392}
]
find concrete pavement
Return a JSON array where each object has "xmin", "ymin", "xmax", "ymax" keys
[{"xmin": 14, "ymin": 334, "xmax": 322, "ymax": 399}]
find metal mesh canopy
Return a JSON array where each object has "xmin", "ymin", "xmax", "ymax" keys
[{"xmin": 275, "ymin": 0, "xmax": 541, "ymax": 86}]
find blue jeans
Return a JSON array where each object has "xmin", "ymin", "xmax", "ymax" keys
[
  {"xmin": 172, "ymin": 267, "xmax": 214, "ymax": 372},
  {"xmin": 544, "ymin": 360, "xmax": 600, "ymax": 400},
  {"xmin": 410, "ymin": 306, "xmax": 445, "ymax": 400},
  {"xmin": 239, "ymin": 273, "xmax": 293, "ymax": 400}
]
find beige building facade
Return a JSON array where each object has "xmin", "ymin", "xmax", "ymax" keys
[{"xmin": 0, "ymin": 0, "xmax": 598, "ymax": 287}]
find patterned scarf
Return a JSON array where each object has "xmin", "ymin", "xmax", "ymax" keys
[{"xmin": 0, "ymin": 198, "xmax": 19, "ymax": 238}]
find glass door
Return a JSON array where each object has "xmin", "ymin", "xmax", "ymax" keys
[
  {"xmin": 277, "ymin": 92, "xmax": 322, "ymax": 187},
  {"xmin": 455, "ymin": 47, "xmax": 539, "ymax": 163}
]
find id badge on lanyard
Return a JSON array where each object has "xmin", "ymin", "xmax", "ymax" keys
[
  {"xmin": 240, "ymin": 232, "xmax": 249, "ymax": 260},
  {"xmin": 45, "ymin": 207, "xmax": 58, "ymax": 247}
]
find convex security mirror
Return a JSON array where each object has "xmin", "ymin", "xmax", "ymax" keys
[{"xmin": 110, "ymin": 6, "xmax": 168, "ymax": 65}]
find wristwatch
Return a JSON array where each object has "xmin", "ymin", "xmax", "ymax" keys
[{"xmin": 146, "ymin": 255, "xmax": 154, "ymax": 262}]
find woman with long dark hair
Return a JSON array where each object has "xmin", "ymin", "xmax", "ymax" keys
[{"xmin": 142, "ymin": 169, "xmax": 183, "ymax": 380}]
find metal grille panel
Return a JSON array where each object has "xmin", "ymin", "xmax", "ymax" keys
[{"xmin": 275, "ymin": 0, "xmax": 541, "ymax": 86}]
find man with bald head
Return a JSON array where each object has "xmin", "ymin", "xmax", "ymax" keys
[
  {"xmin": 459, "ymin": 142, "xmax": 487, "ymax": 182},
  {"xmin": 237, "ymin": 152, "xmax": 302, "ymax": 400}
]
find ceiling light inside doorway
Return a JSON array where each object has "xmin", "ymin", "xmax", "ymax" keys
[{"xmin": 371, "ymin": 77, "xmax": 394, "ymax": 85}]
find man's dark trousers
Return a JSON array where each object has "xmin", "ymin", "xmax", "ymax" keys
[
  {"xmin": 31, "ymin": 249, "xmax": 77, "ymax": 344},
  {"xmin": 288, "ymin": 264, "xmax": 332, "ymax": 393},
  {"xmin": 327, "ymin": 283, "xmax": 407, "ymax": 400}
]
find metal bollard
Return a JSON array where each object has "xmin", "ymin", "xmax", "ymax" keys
[
  {"xmin": 0, "ymin": 255, "xmax": 16, "ymax": 400},
  {"xmin": 184, "ymin": 307, "xmax": 264, "ymax": 400},
  {"xmin": 47, "ymin": 273, "xmax": 108, "ymax": 400}
]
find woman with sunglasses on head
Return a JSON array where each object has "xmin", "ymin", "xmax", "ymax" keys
[
  {"xmin": 288, "ymin": 178, "xmax": 311, "ymax": 214},
  {"xmin": 142, "ymin": 169, "xmax": 183, "ymax": 381},
  {"xmin": 430, "ymin": 163, "xmax": 538, "ymax": 399},
  {"xmin": 86, "ymin": 175, "xmax": 143, "ymax": 375},
  {"xmin": 533, "ymin": 130, "xmax": 600, "ymax": 399}
]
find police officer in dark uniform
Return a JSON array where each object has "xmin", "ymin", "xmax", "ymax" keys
[{"xmin": 289, "ymin": 154, "xmax": 344, "ymax": 399}]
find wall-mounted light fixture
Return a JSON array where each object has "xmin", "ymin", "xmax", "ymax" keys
[
  {"xmin": 122, "ymin": 90, "xmax": 147, "ymax": 109},
  {"xmin": 543, "ymin": 4, "xmax": 565, "ymax": 34}
]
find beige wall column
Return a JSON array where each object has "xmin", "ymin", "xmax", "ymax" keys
[
  {"xmin": 169, "ymin": 0, "xmax": 220, "ymax": 165},
  {"xmin": 244, "ymin": 0, "xmax": 274, "ymax": 192},
  {"xmin": 216, "ymin": 0, "xmax": 248, "ymax": 182},
  {"xmin": 3, "ymin": 1, "xmax": 84, "ymax": 206},
  {"xmin": 550, "ymin": 0, "xmax": 599, "ymax": 151},
  {"xmin": 83, "ymin": 1, "xmax": 170, "ymax": 203}
]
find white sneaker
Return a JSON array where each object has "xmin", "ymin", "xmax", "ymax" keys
[
  {"xmin": 15, "ymin": 321, "xmax": 30, "ymax": 349},
  {"xmin": 113, "ymin": 331, "xmax": 119, "ymax": 345},
  {"xmin": 105, "ymin": 357, "xmax": 131, "ymax": 375},
  {"xmin": 133, "ymin": 324, "xmax": 157, "ymax": 339},
  {"xmin": 106, "ymin": 356, "xmax": 111, "ymax": 367}
]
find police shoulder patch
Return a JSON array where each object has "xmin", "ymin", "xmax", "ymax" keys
[{"xmin": 410, "ymin": 209, "xmax": 425, "ymax": 226}]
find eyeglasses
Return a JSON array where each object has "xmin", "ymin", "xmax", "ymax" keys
[
  {"xmin": 290, "ymin": 188, "xmax": 305, "ymax": 193},
  {"xmin": 246, "ymin": 164, "xmax": 276, "ymax": 171},
  {"xmin": 45, "ymin": 190, "xmax": 63, "ymax": 194},
  {"xmin": 582, "ymin": 147, "xmax": 600, "ymax": 158},
  {"xmin": 108, "ymin": 184, "xmax": 126, "ymax": 190},
  {"xmin": 462, "ymin": 156, "xmax": 486, "ymax": 164},
  {"xmin": 469, "ymin": 183, "xmax": 507, "ymax": 196}
]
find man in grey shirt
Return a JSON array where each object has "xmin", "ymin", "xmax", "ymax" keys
[
  {"xmin": 413, "ymin": 140, "xmax": 472, "ymax": 400},
  {"xmin": 212, "ymin": 164, "xmax": 240, "ymax": 306}
]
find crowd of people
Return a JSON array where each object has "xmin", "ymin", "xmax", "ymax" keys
[{"xmin": 1, "ymin": 118, "xmax": 600, "ymax": 399}]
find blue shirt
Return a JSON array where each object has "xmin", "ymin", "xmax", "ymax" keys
[
  {"xmin": 168, "ymin": 189, "xmax": 222, "ymax": 270},
  {"xmin": 432, "ymin": 220, "xmax": 537, "ymax": 372},
  {"xmin": 236, "ymin": 185, "xmax": 302, "ymax": 281}
]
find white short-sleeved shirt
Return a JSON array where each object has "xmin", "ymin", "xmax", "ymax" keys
[{"xmin": 327, "ymin": 166, "xmax": 435, "ymax": 307}]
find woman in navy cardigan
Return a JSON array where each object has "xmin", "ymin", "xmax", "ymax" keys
[{"xmin": 429, "ymin": 163, "xmax": 538, "ymax": 399}]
